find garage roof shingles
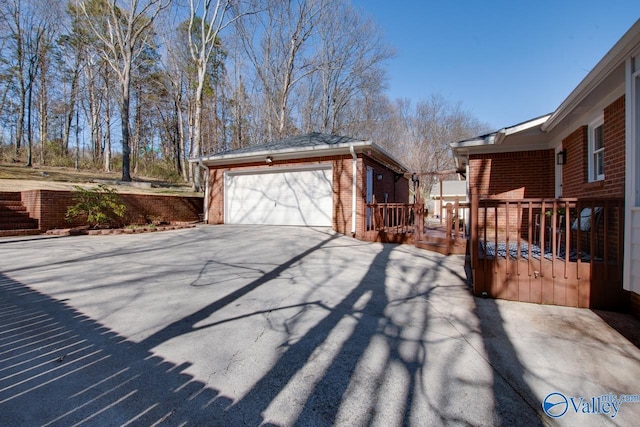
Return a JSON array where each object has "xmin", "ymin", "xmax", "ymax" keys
[{"xmin": 217, "ymin": 133, "xmax": 362, "ymax": 156}]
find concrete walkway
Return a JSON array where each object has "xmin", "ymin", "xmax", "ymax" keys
[{"xmin": 0, "ymin": 226, "xmax": 638, "ymax": 426}]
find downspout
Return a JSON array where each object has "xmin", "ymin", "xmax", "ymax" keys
[
  {"xmin": 198, "ymin": 157, "xmax": 209, "ymax": 223},
  {"xmin": 350, "ymin": 145, "xmax": 357, "ymax": 236}
]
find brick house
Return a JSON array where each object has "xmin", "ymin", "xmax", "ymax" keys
[
  {"xmin": 450, "ymin": 19, "xmax": 640, "ymax": 314},
  {"xmin": 198, "ymin": 133, "xmax": 409, "ymax": 239}
]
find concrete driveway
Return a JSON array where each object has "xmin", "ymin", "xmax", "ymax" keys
[{"xmin": 0, "ymin": 225, "xmax": 639, "ymax": 426}]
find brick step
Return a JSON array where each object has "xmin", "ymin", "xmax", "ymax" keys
[
  {"xmin": 0, "ymin": 229, "xmax": 42, "ymax": 237},
  {"xmin": 0, "ymin": 206, "xmax": 29, "ymax": 214},
  {"xmin": 415, "ymin": 241, "xmax": 450, "ymax": 255},
  {"xmin": 0, "ymin": 192, "xmax": 40, "ymax": 231},
  {"xmin": 0, "ymin": 192, "xmax": 22, "ymax": 201},
  {"xmin": 0, "ymin": 200, "xmax": 25, "ymax": 207},
  {"xmin": 0, "ymin": 214, "xmax": 38, "ymax": 223},
  {"xmin": 0, "ymin": 220, "xmax": 40, "ymax": 230},
  {"xmin": 0, "ymin": 222, "xmax": 39, "ymax": 230}
]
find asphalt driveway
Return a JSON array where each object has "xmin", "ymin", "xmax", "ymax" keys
[{"xmin": 1, "ymin": 225, "xmax": 639, "ymax": 426}]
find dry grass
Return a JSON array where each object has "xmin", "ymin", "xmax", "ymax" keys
[{"xmin": 0, "ymin": 163, "xmax": 202, "ymax": 197}]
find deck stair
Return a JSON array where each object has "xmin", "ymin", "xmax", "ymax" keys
[
  {"xmin": 416, "ymin": 225, "xmax": 466, "ymax": 255},
  {"xmin": 0, "ymin": 192, "xmax": 40, "ymax": 237}
]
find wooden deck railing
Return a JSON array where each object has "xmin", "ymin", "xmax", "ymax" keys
[
  {"xmin": 366, "ymin": 202, "xmax": 417, "ymax": 234},
  {"xmin": 362, "ymin": 197, "xmax": 468, "ymax": 254},
  {"xmin": 444, "ymin": 198, "xmax": 470, "ymax": 248},
  {"xmin": 468, "ymin": 192, "xmax": 625, "ymax": 309},
  {"xmin": 471, "ymin": 197, "xmax": 623, "ymax": 263}
]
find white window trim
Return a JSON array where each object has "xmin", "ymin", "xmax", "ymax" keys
[{"xmin": 588, "ymin": 115, "xmax": 605, "ymax": 182}]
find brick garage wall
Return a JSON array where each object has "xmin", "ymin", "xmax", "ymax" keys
[
  {"xmin": 561, "ymin": 96, "xmax": 625, "ymax": 199},
  {"xmin": 333, "ymin": 156, "xmax": 356, "ymax": 236},
  {"xmin": 22, "ymin": 190, "xmax": 203, "ymax": 230},
  {"xmin": 362, "ymin": 156, "xmax": 409, "ymax": 204},
  {"xmin": 206, "ymin": 153, "xmax": 407, "ymax": 238}
]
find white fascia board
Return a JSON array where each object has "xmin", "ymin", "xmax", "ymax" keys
[
  {"xmin": 195, "ymin": 140, "xmax": 370, "ymax": 166},
  {"xmin": 196, "ymin": 140, "xmax": 410, "ymax": 173},
  {"xmin": 502, "ymin": 114, "xmax": 552, "ymax": 138},
  {"xmin": 542, "ymin": 19, "xmax": 640, "ymax": 132},
  {"xmin": 463, "ymin": 141, "xmax": 551, "ymax": 155},
  {"xmin": 450, "ymin": 134, "xmax": 496, "ymax": 150}
]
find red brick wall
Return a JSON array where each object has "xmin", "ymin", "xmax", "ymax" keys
[
  {"xmin": 561, "ymin": 126, "xmax": 587, "ymax": 197},
  {"xmin": 206, "ymin": 153, "xmax": 408, "ymax": 238},
  {"xmin": 561, "ymin": 96, "xmax": 625, "ymax": 198},
  {"xmin": 469, "ymin": 150, "xmax": 555, "ymax": 199},
  {"xmin": 333, "ymin": 156, "xmax": 357, "ymax": 236},
  {"xmin": 362, "ymin": 156, "xmax": 409, "ymax": 204},
  {"xmin": 22, "ymin": 190, "xmax": 203, "ymax": 230}
]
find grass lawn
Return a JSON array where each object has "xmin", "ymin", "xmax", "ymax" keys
[{"xmin": 0, "ymin": 163, "xmax": 202, "ymax": 197}]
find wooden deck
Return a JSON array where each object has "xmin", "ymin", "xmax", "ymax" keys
[
  {"xmin": 469, "ymin": 194, "xmax": 627, "ymax": 310},
  {"xmin": 361, "ymin": 200, "xmax": 467, "ymax": 255}
]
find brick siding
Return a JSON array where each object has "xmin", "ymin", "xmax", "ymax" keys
[
  {"xmin": 206, "ymin": 153, "xmax": 408, "ymax": 238},
  {"xmin": 469, "ymin": 150, "xmax": 555, "ymax": 200},
  {"xmin": 561, "ymin": 96, "xmax": 625, "ymax": 198}
]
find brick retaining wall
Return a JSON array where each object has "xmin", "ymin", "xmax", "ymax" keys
[{"xmin": 20, "ymin": 190, "xmax": 203, "ymax": 231}]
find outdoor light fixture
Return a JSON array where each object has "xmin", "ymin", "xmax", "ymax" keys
[
  {"xmin": 556, "ymin": 149, "xmax": 567, "ymax": 165},
  {"xmin": 376, "ymin": 173, "xmax": 383, "ymax": 180},
  {"xmin": 265, "ymin": 156, "xmax": 273, "ymax": 164},
  {"xmin": 412, "ymin": 173, "xmax": 419, "ymax": 184}
]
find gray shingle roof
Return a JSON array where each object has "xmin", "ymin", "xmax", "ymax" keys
[{"xmin": 216, "ymin": 133, "xmax": 362, "ymax": 156}]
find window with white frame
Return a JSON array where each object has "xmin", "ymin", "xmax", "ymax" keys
[{"xmin": 588, "ymin": 116, "xmax": 605, "ymax": 182}]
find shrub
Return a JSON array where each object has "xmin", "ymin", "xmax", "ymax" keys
[{"xmin": 65, "ymin": 184, "xmax": 126, "ymax": 228}]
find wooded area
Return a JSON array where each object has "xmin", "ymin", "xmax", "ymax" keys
[{"xmin": 0, "ymin": 0, "xmax": 488, "ymax": 194}]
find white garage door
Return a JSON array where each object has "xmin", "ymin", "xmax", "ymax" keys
[{"xmin": 226, "ymin": 167, "xmax": 333, "ymax": 226}]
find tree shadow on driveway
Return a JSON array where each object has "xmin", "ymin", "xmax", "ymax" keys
[
  {"xmin": 1, "ymin": 228, "xmax": 552, "ymax": 426},
  {"xmin": 0, "ymin": 272, "xmax": 236, "ymax": 426}
]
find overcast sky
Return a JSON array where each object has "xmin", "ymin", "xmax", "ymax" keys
[{"xmin": 351, "ymin": 0, "xmax": 638, "ymax": 130}]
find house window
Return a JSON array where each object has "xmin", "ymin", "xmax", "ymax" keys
[{"xmin": 588, "ymin": 117, "xmax": 605, "ymax": 182}]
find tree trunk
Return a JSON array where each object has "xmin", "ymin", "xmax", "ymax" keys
[
  {"xmin": 176, "ymin": 96, "xmax": 188, "ymax": 182},
  {"xmin": 15, "ymin": 88, "xmax": 25, "ymax": 159},
  {"xmin": 133, "ymin": 85, "xmax": 141, "ymax": 175},
  {"xmin": 63, "ymin": 69, "xmax": 79, "ymax": 156},
  {"xmin": 191, "ymin": 65, "xmax": 206, "ymax": 191},
  {"xmin": 104, "ymin": 99, "xmax": 111, "ymax": 172},
  {"xmin": 38, "ymin": 58, "xmax": 48, "ymax": 166},
  {"xmin": 26, "ymin": 82, "xmax": 33, "ymax": 167},
  {"xmin": 120, "ymin": 70, "xmax": 132, "ymax": 182}
]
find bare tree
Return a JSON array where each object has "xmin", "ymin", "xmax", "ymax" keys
[
  {"xmin": 76, "ymin": 0, "xmax": 169, "ymax": 181},
  {"xmin": 160, "ymin": 26, "xmax": 190, "ymax": 181},
  {"xmin": 1, "ymin": 0, "xmax": 55, "ymax": 166},
  {"xmin": 393, "ymin": 94, "xmax": 489, "ymax": 198},
  {"xmin": 313, "ymin": 1, "xmax": 394, "ymax": 134},
  {"xmin": 186, "ymin": 0, "xmax": 257, "ymax": 191},
  {"xmin": 236, "ymin": 0, "xmax": 329, "ymax": 142}
]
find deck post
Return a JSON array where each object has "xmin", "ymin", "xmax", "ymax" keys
[
  {"xmin": 415, "ymin": 193, "xmax": 424, "ymax": 248},
  {"xmin": 446, "ymin": 203, "xmax": 453, "ymax": 255},
  {"xmin": 470, "ymin": 188, "xmax": 479, "ymax": 293}
]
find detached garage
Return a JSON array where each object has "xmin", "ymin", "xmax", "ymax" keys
[{"xmin": 200, "ymin": 133, "xmax": 409, "ymax": 239}]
